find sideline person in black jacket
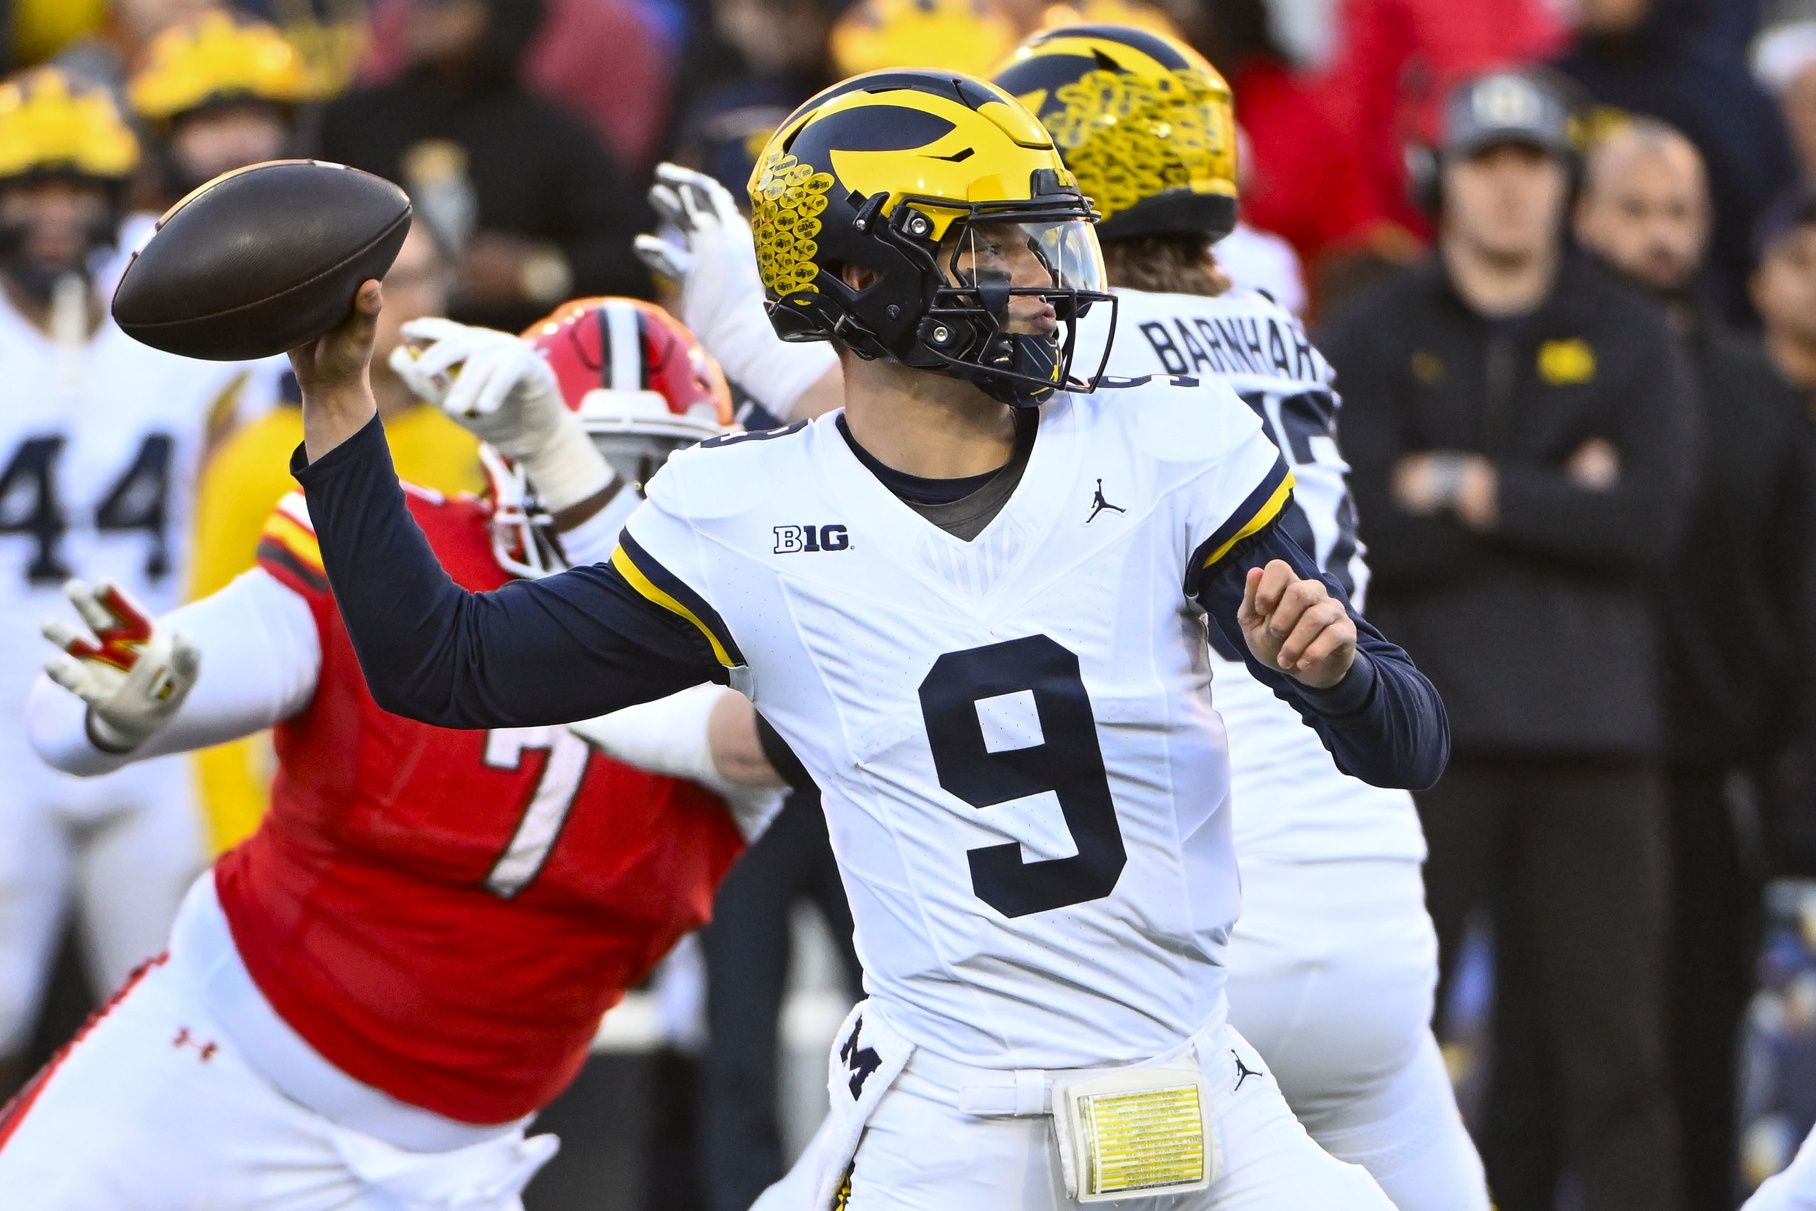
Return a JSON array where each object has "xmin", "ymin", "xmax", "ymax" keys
[
  {"xmin": 1576, "ymin": 117, "xmax": 1810, "ymax": 1211},
  {"xmin": 1321, "ymin": 71, "xmax": 1695, "ymax": 1211}
]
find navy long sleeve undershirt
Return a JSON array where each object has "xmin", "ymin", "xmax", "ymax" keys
[
  {"xmin": 294, "ymin": 414, "xmax": 1447, "ymax": 789},
  {"xmin": 1192, "ymin": 525, "xmax": 1449, "ymax": 790}
]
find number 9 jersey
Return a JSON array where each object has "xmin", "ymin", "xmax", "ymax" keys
[
  {"xmin": 616, "ymin": 383, "xmax": 1293, "ymax": 1071},
  {"xmin": 1076, "ymin": 286, "xmax": 1425, "ymax": 865}
]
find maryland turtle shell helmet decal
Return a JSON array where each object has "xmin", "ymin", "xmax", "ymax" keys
[
  {"xmin": 993, "ymin": 24, "xmax": 1239, "ymax": 244},
  {"xmin": 748, "ymin": 69, "xmax": 1115, "ymax": 408}
]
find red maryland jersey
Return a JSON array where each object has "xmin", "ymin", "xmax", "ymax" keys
[{"xmin": 212, "ymin": 487, "xmax": 748, "ymax": 1124}]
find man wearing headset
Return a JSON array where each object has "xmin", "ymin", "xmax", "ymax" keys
[{"xmin": 1321, "ymin": 70, "xmax": 1697, "ymax": 1211}]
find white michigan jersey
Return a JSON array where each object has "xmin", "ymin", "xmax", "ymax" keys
[
  {"xmin": 1079, "ymin": 287, "xmax": 1425, "ymax": 865},
  {"xmin": 619, "ymin": 381, "xmax": 1292, "ymax": 1070},
  {"xmin": 0, "ymin": 295, "xmax": 260, "ymax": 811}
]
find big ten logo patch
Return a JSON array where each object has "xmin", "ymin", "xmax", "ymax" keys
[{"xmin": 774, "ymin": 524, "xmax": 850, "ymax": 554}]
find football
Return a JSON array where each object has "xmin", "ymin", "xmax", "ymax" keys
[{"xmin": 112, "ymin": 159, "xmax": 412, "ymax": 362}]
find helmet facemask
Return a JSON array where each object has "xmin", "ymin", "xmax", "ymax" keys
[
  {"xmin": 923, "ymin": 202, "xmax": 1115, "ymax": 407},
  {"xmin": 813, "ymin": 189, "xmax": 1116, "ymax": 408},
  {"xmin": 487, "ymin": 296, "xmax": 738, "ymax": 579},
  {"xmin": 482, "ymin": 426, "xmax": 703, "ymax": 580},
  {"xmin": 0, "ymin": 174, "xmax": 125, "ymax": 303}
]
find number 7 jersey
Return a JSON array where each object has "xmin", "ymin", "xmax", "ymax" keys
[
  {"xmin": 216, "ymin": 488, "xmax": 752, "ymax": 1123},
  {"xmin": 617, "ymin": 384, "xmax": 1292, "ymax": 1070}
]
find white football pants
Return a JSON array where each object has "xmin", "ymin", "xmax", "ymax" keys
[
  {"xmin": 756, "ymin": 1002, "xmax": 1392, "ymax": 1210},
  {"xmin": 1226, "ymin": 857, "xmax": 1490, "ymax": 1211},
  {"xmin": 0, "ymin": 751, "xmax": 203, "ymax": 1055},
  {"xmin": 0, "ymin": 906, "xmax": 556, "ymax": 1209}
]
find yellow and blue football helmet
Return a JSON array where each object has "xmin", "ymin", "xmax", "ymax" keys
[
  {"xmin": 994, "ymin": 24, "xmax": 1239, "ymax": 244},
  {"xmin": 0, "ymin": 68, "xmax": 139, "ymax": 295},
  {"xmin": 128, "ymin": 12, "xmax": 315, "ymax": 127},
  {"xmin": 748, "ymin": 69, "xmax": 1113, "ymax": 407},
  {"xmin": 0, "ymin": 67, "xmax": 138, "ymax": 186}
]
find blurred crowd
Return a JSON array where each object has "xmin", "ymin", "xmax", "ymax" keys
[{"xmin": 5, "ymin": 0, "xmax": 1816, "ymax": 1208}]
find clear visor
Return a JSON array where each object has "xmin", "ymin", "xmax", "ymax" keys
[{"xmin": 940, "ymin": 216, "xmax": 1107, "ymax": 316}]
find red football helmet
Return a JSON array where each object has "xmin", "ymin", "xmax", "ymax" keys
[{"xmin": 484, "ymin": 297, "xmax": 736, "ymax": 578}]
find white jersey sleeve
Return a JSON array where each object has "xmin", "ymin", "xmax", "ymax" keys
[
  {"xmin": 616, "ymin": 433, "xmax": 766, "ymax": 695},
  {"xmin": 1152, "ymin": 383, "xmax": 1297, "ymax": 598},
  {"xmin": 29, "ymin": 567, "xmax": 320, "ymax": 777}
]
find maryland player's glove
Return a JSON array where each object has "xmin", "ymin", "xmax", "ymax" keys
[
  {"xmin": 634, "ymin": 163, "xmax": 835, "ymax": 418},
  {"xmin": 41, "ymin": 580, "xmax": 198, "ymax": 753},
  {"xmin": 390, "ymin": 317, "xmax": 609, "ymax": 512}
]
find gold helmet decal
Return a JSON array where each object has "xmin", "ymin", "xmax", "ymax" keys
[
  {"xmin": 830, "ymin": 0, "xmax": 1017, "ymax": 80},
  {"xmin": 129, "ymin": 12, "xmax": 314, "ymax": 125},
  {"xmin": 0, "ymin": 68, "xmax": 138, "ymax": 182},
  {"xmin": 995, "ymin": 24, "xmax": 1238, "ymax": 242},
  {"xmin": 751, "ymin": 150, "xmax": 835, "ymax": 299}
]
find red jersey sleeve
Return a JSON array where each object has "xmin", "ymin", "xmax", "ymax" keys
[{"xmin": 255, "ymin": 493, "xmax": 331, "ymax": 602}]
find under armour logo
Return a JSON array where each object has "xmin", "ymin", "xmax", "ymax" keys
[
  {"xmin": 839, "ymin": 1017, "xmax": 882, "ymax": 1100},
  {"xmin": 1232, "ymin": 1050, "xmax": 1263, "ymax": 1092},
  {"xmin": 173, "ymin": 1028, "xmax": 218, "ymax": 1062},
  {"xmin": 1086, "ymin": 479, "xmax": 1126, "ymax": 524}
]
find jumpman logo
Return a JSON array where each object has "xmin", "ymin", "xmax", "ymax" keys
[
  {"xmin": 1231, "ymin": 1051, "xmax": 1263, "ymax": 1092},
  {"xmin": 1087, "ymin": 479, "xmax": 1126, "ymax": 524}
]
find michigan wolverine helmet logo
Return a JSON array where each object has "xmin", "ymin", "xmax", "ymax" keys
[
  {"xmin": 994, "ymin": 24, "xmax": 1238, "ymax": 244},
  {"xmin": 748, "ymin": 70, "xmax": 1114, "ymax": 408}
]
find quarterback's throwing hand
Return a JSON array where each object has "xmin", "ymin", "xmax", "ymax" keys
[
  {"xmin": 1238, "ymin": 561, "xmax": 1357, "ymax": 689},
  {"xmin": 41, "ymin": 580, "xmax": 198, "ymax": 753},
  {"xmin": 290, "ymin": 279, "xmax": 382, "ymax": 396}
]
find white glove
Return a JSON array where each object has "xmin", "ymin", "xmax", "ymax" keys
[
  {"xmin": 41, "ymin": 580, "xmax": 198, "ymax": 753},
  {"xmin": 634, "ymin": 162, "xmax": 837, "ymax": 419},
  {"xmin": 389, "ymin": 317, "xmax": 611, "ymax": 512}
]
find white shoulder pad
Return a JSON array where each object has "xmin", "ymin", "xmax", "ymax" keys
[
  {"xmin": 1115, "ymin": 376, "xmax": 1265, "ymax": 466},
  {"xmin": 644, "ymin": 418, "xmax": 816, "ymax": 522}
]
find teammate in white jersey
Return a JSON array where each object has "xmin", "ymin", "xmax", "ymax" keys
[
  {"xmin": 993, "ymin": 26, "xmax": 1488, "ymax": 1208},
  {"xmin": 0, "ymin": 68, "xmax": 265, "ymax": 1091},
  {"xmin": 285, "ymin": 69, "xmax": 1447, "ymax": 1208}
]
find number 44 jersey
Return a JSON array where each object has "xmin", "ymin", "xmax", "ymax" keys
[
  {"xmin": 618, "ymin": 382, "xmax": 1293, "ymax": 1070},
  {"xmin": 0, "ymin": 296, "xmax": 265, "ymax": 809},
  {"xmin": 1078, "ymin": 286, "xmax": 1427, "ymax": 868}
]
